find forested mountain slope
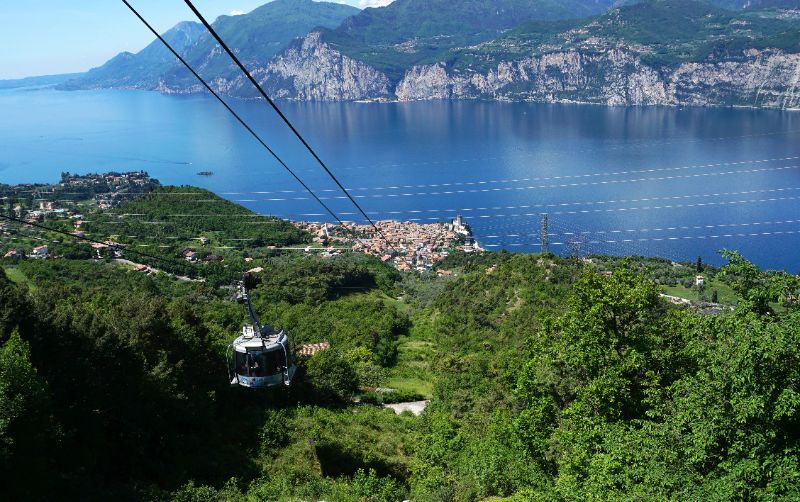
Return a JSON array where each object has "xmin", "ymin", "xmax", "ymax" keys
[
  {"xmin": 56, "ymin": 0, "xmax": 800, "ymax": 108},
  {"xmin": 318, "ymin": 0, "xmax": 618, "ymax": 81},
  {"xmin": 59, "ymin": 21, "xmax": 206, "ymax": 91},
  {"xmin": 392, "ymin": 0, "xmax": 800, "ymax": 106},
  {"xmin": 60, "ymin": 0, "xmax": 359, "ymax": 92},
  {"xmin": 2, "ymin": 201, "xmax": 800, "ymax": 501}
]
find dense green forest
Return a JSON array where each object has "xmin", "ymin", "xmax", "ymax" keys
[
  {"xmin": 451, "ymin": 0, "xmax": 800, "ymax": 71},
  {"xmin": 2, "ymin": 190, "xmax": 800, "ymax": 500}
]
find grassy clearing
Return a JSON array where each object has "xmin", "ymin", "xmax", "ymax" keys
[
  {"xmin": 385, "ymin": 375, "xmax": 434, "ymax": 398},
  {"xmin": 378, "ymin": 292, "xmax": 412, "ymax": 314},
  {"xmin": 662, "ymin": 278, "xmax": 738, "ymax": 305},
  {"xmin": 385, "ymin": 338, "xmax": 436, "ymax": 398},
  {"xmin": 3, "ymin": 266, "xmax": 34, "ymax": 290}
]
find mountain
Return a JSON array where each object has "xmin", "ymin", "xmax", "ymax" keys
[
  {"xmin": 60, "ymin": 0, "xmax": 800, "ymax": 108},
  {"xmin": 259, "ymin": 0, "xmax": 800, "ymax": 107},
  {"xmin": 616, "ymin": 0, "xmax": 800, "ymax": 8},
  {"xmin": 60, "ymin": 21, "xmax": 206, "ymax": 90},
  {"xmin": 163, "ymin": 0, "xmax": 361, "ymax": 92},
  {"xmin": 390, "ymin": 0, "xmax": 800, "ymax": 106},
  {"xmin": 321, "ymin": 0, "xmax": 619, "ymax": 80},
  {"xmin": 61, "ymin": 0, "xmax": 359, "ymax": 92},
  {"xmin": 0, "ymin": 73, "xmax": 83, "ymax": 90}
]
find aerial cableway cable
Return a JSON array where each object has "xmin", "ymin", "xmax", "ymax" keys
[
  {"xmin": 119, "ymin": 0, "xmax": 347, "ymax": 229},
  {"xmin": 180, "ymin": 0, "xmax": 396, "ymax": 250}
]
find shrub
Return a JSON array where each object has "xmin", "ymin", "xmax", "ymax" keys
[{"xmin": 305, "ymin": 349, "xmax": 359, "ymax": 403}]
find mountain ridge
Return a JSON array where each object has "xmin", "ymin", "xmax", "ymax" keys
[
  {"xmin": 59, "ymin": 0, "xmax": 800, "ymax": 109},
  {"xmin": 60, "ymin": 0, "xmax": 359, "ymax": 92}
]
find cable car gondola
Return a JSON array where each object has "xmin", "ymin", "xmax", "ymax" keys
[{"xmin": 228, "ymin": 277, "xmax": 296, "ymax": 389}]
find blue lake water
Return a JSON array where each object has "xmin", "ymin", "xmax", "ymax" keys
[{"xmin": 1, "ymin": 87, "xmax": 799, "ymax": 271}]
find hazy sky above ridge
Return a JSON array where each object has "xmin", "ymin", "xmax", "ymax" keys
[{"xmin": 0, "ymin": 0, "xmax": 395, "ymax": 79}]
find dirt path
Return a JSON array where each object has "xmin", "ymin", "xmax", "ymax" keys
[{"xmin": 384, "ymin": 400, "xmax": 429, "ymax": 416}]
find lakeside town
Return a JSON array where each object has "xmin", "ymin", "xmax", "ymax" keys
[
  {"xmin": 1, "ymin": 172, "xmax": 160, "ymax": 259},
  {"xmin": 2, "ymin": 170, "xmax": 158, "ymax": 219},
  {"xmin": 1, "ymin": 172, "xmax": 482, "ymax": 269},
  {"xmin": 293, "ymin": 216, "xmax": 483, "ymax": 272}
]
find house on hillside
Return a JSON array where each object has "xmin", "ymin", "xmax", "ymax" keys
[
  {"xmin": 30, "ymin": 245, "xmax": 48, "ymax": 258},
  {"xmin": 181, "ymin": 249, "xmax": 198, "ymax": 262},
  {"xmin": 91, "ymin": 242, "xmax": 108, "ymax": 259},
  {"xmin": 106, "ymin": 242, "xmax": 123, "ymax": 259}
]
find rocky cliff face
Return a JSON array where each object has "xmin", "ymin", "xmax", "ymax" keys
[
  {"xmin": 393, "ymin": 49, "xmax": 800, "ymax": 109},
  {"xmin": 156, "ymin": 32, "xmax": 392, "ymax": 101},
  {"xmin": 670, "ymin": 49, "xmax": 800, "ymax": 108},
  {"xmin": 256, "ymin": 32, "xmax": 392, "ymax": 101},
  {"xmin": 395, "ymin": 50, "xmax": 670, "ymax": 105},
  {"xmin": 154, "ymin": 41, "xmax": 800, "ymax": 109},
  {"xmin": 58, "ymin": 0, "xmax": 800, "ymax": 109},
  {"xmin": 250, "ymin": 34, "xmax": 800, "ymax": 109}
]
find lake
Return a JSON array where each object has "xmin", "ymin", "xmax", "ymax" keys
[{"xmin": 1, "ymin": 87, "xmax": 799, "ymax": 271}]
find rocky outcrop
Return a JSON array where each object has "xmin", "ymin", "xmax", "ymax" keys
[
  {"xmin": 138, "ymin": 45, "xmax": 800, "ymax": 109},
  {"xmin": 396, "ymin": 50, "xmax": 670, "ymax": 105},
  {"xmin": 394, "ymin": 49, "xmax": 800, "ymax": 109},
  {"xmin": 670, "ymin": 49, "xmax": 800, "ymax": 109},
  {"xmin": 254, "ymin": 32, "xmax": 392, "ymax": 101}
]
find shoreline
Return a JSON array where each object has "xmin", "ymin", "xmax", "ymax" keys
[{"xmin": 7, "ymin": 85, "xmax": 798, "ymax": 112}]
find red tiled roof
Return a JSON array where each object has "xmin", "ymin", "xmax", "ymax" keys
[{"xmin": 297, "ymin": 342, "xmax": 331, "ymax": 357}]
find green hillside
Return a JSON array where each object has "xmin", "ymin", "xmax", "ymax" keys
[
  {"xmin": 322, "ymin": 0, "xmax": 617, "ymax": 80},
  {"xmin": 81, "ymin": 186, "xmax": 309, "ymax": 283},
  {"xmin": 449, "ymin": 0, "xmax": 800, "ymax": 71},
  {"xmin": 61, "ymin": 0, "xmax": 359, "ymax": 91},
  {"xmin": 2, "ymin": 181, "xmax": 800, "ymax": 499},
  {"xmin": 167, "ymin": 0, "xmax": 360, "ymax": 86}
]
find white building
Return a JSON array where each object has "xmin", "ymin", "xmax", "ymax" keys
[{"xmin": 30, "ymin": 245, "xmax": 49, "ymax": 258}]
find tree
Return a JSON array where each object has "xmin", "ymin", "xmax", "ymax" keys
[
  {"xmin": 513, "ymin": 268, "xmax": 692, "ymax": 497},
  {"xmin": 0, "ymin": 331, "xmax": 57, "ymax": 497},
  {"xmin": 0, "ymin": 268, "xmax": 30, "ymax": 343},
  {"xmin": 345, "ymin": 346, "xmax": 387, "ymax": 388},
  {"xmin": 305, "ymin": 348, "xmax": 358, "ymax": 403},
  {"xmin": 720, "ymin": 250, "xmax": 778, "ymax": 315},
  {"xmin": 696, "ymin": 256, "xmax": 703, "ymax": 273}
]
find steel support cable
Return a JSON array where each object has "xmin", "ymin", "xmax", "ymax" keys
[
  {"xmin": 92, "ymin": 186, "xmax": 800, "ymax": 222},
  {"xmin": 43, "ymin": 156, "xmax": 798, "ymax": 200},
  {"xmin": 81, "ymin": 196, "xmax": 800, "ymax": 226},
  {"xmin": 484, "ymin": 228, "xmax": 800, "ymax": 248},
  {"xmin": 144, "ymin": 163, "xmax": 796, "ymax": 202},
  {"xmin": 256, "ymin": 186, "xmax": 800, "ymax": 219},
  {"xmin": 180, "ymin": 0, "xmax": 395, "ymax": 251},
  {"xmin": 119, "ymin": 0, "xmax": 346, "ymax": 228},
  {"xmin": 479, "ymin": 218, "xmax": 800, "ymax": 241},
  {"xmin": 212, "ymin": 155, "xmax": 800, "ymax": 195}
]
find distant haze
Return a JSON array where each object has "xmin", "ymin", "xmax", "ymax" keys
[{"xmin": 0, "ymin": 0, "xmax": 377, "ymax": 80}]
